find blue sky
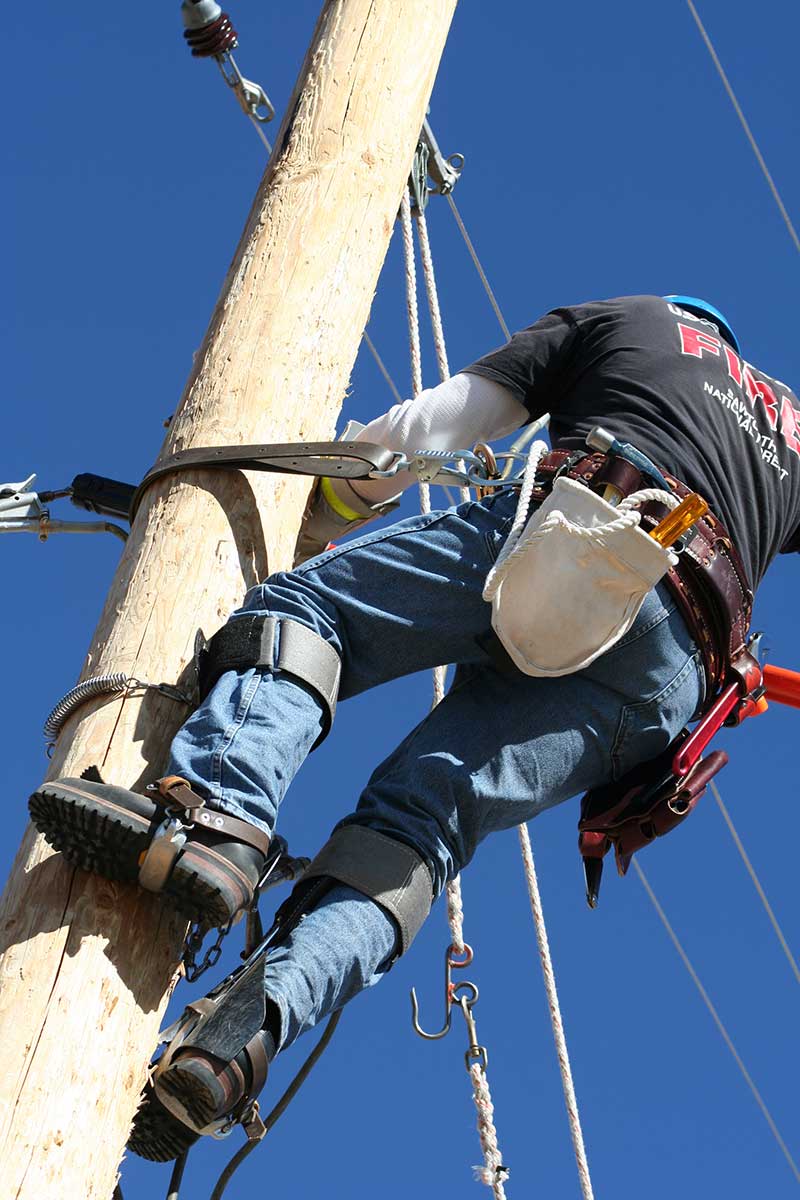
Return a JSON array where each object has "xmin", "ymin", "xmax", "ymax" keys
[{"xmin": 6, "ymin": 2, "xmax": 800, "ymax": 1197}]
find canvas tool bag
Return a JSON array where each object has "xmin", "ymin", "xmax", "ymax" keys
[{"xmin": 483, "ymin": 473, "xmax": 679, "ymax": 677}]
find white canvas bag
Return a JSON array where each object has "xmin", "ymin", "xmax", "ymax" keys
[{"xmin": 483, "ymin": 462, "xmax": 679, "ymax": 678}]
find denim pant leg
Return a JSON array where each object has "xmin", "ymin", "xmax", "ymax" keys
[
  {"xmin": 263, "ymin": 585, "xmax": 704, "ymax": 1048},
  {"xmin": 167, "ymin": 488, "xmax": 520, "ymax": 833}
]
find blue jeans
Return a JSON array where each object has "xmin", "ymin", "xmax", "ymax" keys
[{"xmin": 168, "ymin": 489, "xmax": 704, "ymax": 1049}]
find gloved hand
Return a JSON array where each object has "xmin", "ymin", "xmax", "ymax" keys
[{"xmin": 293, "ymin": 475, "xmax": 401, "ymax": 566}]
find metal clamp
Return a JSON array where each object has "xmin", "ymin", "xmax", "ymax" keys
[
  {"xmin": 0, "ymin": 474, "xmax": 128, "ymax": 542},
  {"xmin": 409, "ymin": 117, "xmax": 464, "ymax": 211},
  {"xmin": 216, "ymin": 53, "xmax": 275, "ymax": 123}
]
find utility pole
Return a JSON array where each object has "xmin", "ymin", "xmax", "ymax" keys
[{"xmin": 0, "ymin": 2, "xmax": 458, "ymax": 1195}]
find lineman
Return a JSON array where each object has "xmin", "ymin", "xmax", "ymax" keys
[{"xmin": 30, "ymin": 295, "xmax": 800, "ymax": 1159}]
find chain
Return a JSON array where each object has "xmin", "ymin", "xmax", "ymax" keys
[{"xmin": 182, "ymin": 916, "xmax": 234, "ymax": 984}]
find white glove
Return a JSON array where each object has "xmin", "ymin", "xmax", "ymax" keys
[{"xmin": 293, "ymin": 372, "xmax": 527, "ymax": 565}]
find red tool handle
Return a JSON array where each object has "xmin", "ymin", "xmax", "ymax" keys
[
  {"xmin": 673, "ymin": 682, "xmax": 740, "ymax": 778},
  {"xmin": 764, "ymin": 664, "xmax": 800, "ymax": 709}
]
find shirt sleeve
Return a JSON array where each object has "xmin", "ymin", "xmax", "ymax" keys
[{"xmin": 460, "ymin": 307, "xmax": 580, "ymax": 420}]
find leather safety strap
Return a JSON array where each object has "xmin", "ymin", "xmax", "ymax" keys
[
  {"xmin": 129, "ymin": 440, "xmax": 397, "ymax": 522},
  {"xmin": 154, "ymin": 775, "xmax": 271, "ymax": 856},
  {"xmin": 302, "ymin": 826, "xmax": 433, "ymax": 956},
  {"xmin": 198, "ymin": 616, "xmax": 341, "ymax": 749}
]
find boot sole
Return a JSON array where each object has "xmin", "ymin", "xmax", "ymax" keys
[
  {"xmin": 29, "ymin": 783, "xmax": 237, "ymax": 929},
  {"xmin": 156, "ymin": 1060, "xmax": 221, "ymax": 1131},
  {"xmin": 127, "ymin": 1079, "xmax": 200, "ymax": 1163}
]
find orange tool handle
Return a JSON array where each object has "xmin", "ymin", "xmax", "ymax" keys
[{"xmin": 763, "ymin": 664, "xmax": 800, "ymax": 709}]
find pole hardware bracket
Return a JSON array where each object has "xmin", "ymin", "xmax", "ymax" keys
[
  {"xmin": 0, "ymin": 474, "xmax": 128, "ymax": 542},
  {"xmin": 409, "ymin": 116, "xmax": 464, "ymax": 211}
]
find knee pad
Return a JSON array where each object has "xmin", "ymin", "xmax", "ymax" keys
[
  {"xmin": 198, "ymin": 615, "xmax": 341, "ymax": 748},
  {"xmin": 301, "ymin": 826, "xmax": 433, "ymax": 956}
]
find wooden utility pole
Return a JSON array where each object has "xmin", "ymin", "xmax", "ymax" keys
[{"xmin": 0, "ymin": 2, "xmax": 457, "ymax": 1194}]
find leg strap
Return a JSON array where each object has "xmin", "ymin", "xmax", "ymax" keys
[
  {"xmin": 301, "ymin": 826, "xmax": 433, "ymax": 956},
  {"xmin": 198, "ymin": 615, "xmax": 341, "ymax": 748}
]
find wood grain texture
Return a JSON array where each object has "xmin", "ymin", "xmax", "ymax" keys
[{"xmin": 0, "ymin": 2, "xmax": 458, "ymax": 1195}]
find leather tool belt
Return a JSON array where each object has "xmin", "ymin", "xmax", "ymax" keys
[{"xmin": 526, "ymin": 448, "xmax": 765, "ymax": 906}]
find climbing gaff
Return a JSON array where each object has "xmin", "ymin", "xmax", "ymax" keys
[{"xmin": 410, "ymin": 943, "xmax": 476, "ymax": 1041}]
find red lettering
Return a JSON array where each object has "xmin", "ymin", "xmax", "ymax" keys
[
  {"xmin": 724, "ymin": 345, "xmax": 743, "ymax": 386},
  {"xmin": 780, "ymin": 395, "xmax": 800, "ymax": 458},
  {"xmin": 678, "ymin": 323, "xmax": 721, "ymax": 359},
  {"xmin": 744, "ymin": 367, "xmax": 779, "ymax": 429}
]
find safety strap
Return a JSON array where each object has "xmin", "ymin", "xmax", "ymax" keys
[
  {"xmin": 198, "ymin": 616, "xmax": 341, "ymax": 748},
  {"xmin": 129, "ymin": 440, "xmax": 396, "ymax": 522},
  {"xmin": 302, "ymin": 826, "xmax": 433, "ymax": 956}
]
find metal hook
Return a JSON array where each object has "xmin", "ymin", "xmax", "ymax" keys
[{"xmin": 410, "ymin": 942, "xmax": 474, "ymax": 1040}]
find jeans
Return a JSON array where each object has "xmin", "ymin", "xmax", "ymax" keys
[{"xmin": 168, "ymin": 488, "xmax": 704, "ymax": 1049}]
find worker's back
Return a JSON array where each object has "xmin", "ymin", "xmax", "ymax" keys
[{"xmin": 464, "ymin": 294, "xmax": 800, "ymax": 587}]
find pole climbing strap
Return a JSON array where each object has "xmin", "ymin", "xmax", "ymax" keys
[
  {"xmin": 198, "ymin": 616, "xmax": 341, "ymax": 748},
  {"xmin": 302, "ymin": 826, "xmax": 433, "ymax": 956},
  {"xmin": 129, "ymin": 441, "xmax": 397, "ymax": 522}
]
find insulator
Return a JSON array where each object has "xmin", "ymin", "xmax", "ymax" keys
[{"xmin": 181, "ymin": 0, "xmax": 237, "ymax": 58}]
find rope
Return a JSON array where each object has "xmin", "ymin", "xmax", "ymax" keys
[
  {"xmin": 400, "ymin": 183, "xmax": 504, "ymax": 1182},
  {"xmin": 362, "ymin": 331, "xmax": 403, "ymax": 405},
  {"xmin": 446, "ymin": 194, "xmax": 511, "ymax": 341},
  {"xmin": 482, "ymin": 438, "xmax": 549, "ymax": 602},
  {"xmin": 710, "ymin": 781, "xmax": 800, "ymax": 987},
  {"xmin": 405, "ymin": 185, "xmax": 597, "ymax": 1197},
  {"xmin": 634, "ymin": 859, "xmax": 800, "ymax": 1184},
  {"xmin": 469, "ymin": 1061, "xmax": 510, "ymax": 1198},
  {"xmin": 684, "ymin": 0, "xmax": 800, "ymax": 257},
  {"xmin": 517, "ymin": 825, "xmax": 595, "ymax": 1200}
]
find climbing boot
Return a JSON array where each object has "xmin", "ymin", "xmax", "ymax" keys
[
  {"xmin": 29, "ymin": 774, "xmax": 269, "ymax": 929},
  {"xmin": 128, "ymin": 948, "xmax": 278, "ymax": 1160}
]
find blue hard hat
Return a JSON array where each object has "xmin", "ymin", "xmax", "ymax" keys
[{"xmin": 663, "ymin": 295, "xmax": 740, "ymax": 354}]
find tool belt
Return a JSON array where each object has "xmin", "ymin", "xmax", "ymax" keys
[{"xmin": 527, "ymin": 448, "xmax": 764, "ymax": 906}]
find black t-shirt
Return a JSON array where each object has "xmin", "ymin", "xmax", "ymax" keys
[{"xmin": 463, "ymin": 295, "xmax": 800, "ymax": 588}]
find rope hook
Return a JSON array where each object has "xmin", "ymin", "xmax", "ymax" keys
[{"xmin": 410, "ymin": 942, "xmax": 476, "ymax": 1040}]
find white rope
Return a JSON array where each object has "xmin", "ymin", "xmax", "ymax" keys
[
  {"xmin": 405, "ymin": 188, "xmax": 597, "ymax": 1196},
  {"xmin": 469, "ymin": 1062, "xmax": 510, "ymax": 1199},
  {"xmin": 415, "ymin": 206, "xmax": 450, "ymax": 386},
  {"xmin": 710, "ymin": 781, "xmax": 800, "ymax": 987},
  {"xmin": 518, "ymin": 824, "xmax": 595, "ymax": 1200},
  {"xmin": 401, "ymin": 185, "xmax": 506, "ymax": 1184},
  {"xmin": 634, "ymin": 859, "xmax": 800, "ymax": 1184},
  {"xmin": 482, "ymin": 438, "xmax": 549, "ymax": 602},
  {"xmin": 684, "ymin": 0, "xmax": 800, "ymax": 257}
]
